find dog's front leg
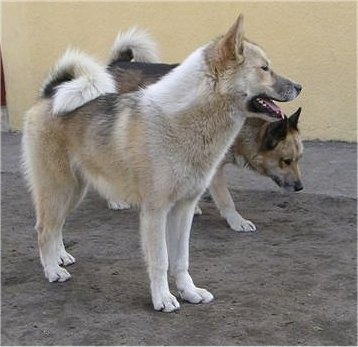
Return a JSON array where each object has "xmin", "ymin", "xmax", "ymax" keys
[
  {"xmin": 167, "ymin": 199, "xmax": 214, "ymax": 305},
  {"xmin": 140, "ymin": 206, "xmax": 180, "ymax": 312},
  {"xmin": 209, "ymin": 166, "xmax": 256, "ymax": 232}
]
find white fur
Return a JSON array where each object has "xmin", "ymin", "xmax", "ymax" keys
[
  {"xmin": 41, "ymin": 49, "xmax": 116, "ymax": 115},
  {"xmin": 141, "ymin": 46, "xmax": 211, "ymax": 115},
  {"xmin": 166, "ymin": 200, "xmax": 214, "ymax": 305},
  {"xmin": 107, "ymin": 200, "xmax": 130, "ymax": 210},
  {"xmin": 138, "ymin": 45, "xmax": 242, "ymax": 310},
  {"xmin": 209, "ymin": 165, "xmax": 256, "ymax": 232},
  {"xmin": 39, "ymin": 227, "xmax": 73, "ymax": 282},
  {"xmin": 109, "ymin": 27, "xmax": 160, "ymax": 63},
  {"xmin": 26, "ymin": 16, "xmax": 290, "ymax": 312}
]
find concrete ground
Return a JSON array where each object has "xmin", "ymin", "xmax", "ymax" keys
[{"xmin": 1, "ymin": 131, "xmax": 357, "ymax": 345}]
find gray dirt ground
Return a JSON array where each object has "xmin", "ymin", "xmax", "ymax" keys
[{"xmin": 1, "ymin": 131, "xmax": 357, "ymax": 346}]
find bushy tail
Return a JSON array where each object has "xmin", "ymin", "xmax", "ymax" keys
[
  {"xmin": 40, "ymin": 48, "xmax": 116, "ymax": 115},
  {"xmin": 108, "ymin": 27, "xmax": 160, "ymax": 64}
]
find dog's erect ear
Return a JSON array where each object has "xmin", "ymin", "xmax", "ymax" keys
[
  {"xmin": 234, "ymin": 14, "xmax": 245, "ymax": 58},
  {"xmin": 213, "ymin": 14, "xmax": 245, "ymax": 72},
  {"xmin": 262, "ymin": 116, "xmax": 289, "ymax": 150},
  {"xmin": 270, "ymin": 116, "xmax": 289, "ymax": 140},
  {"xmin": 222, "ymin": 14, "xmax": 245, "ymax": 59},
  {"xmin": 288, "ymin": 107, "xmax": 301, "ymax": 130}
]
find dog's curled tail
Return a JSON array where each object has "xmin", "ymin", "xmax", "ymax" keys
[
  {"xmin": 40, "ymin": 48, "xmax": 116, "ymax": 115},
  {"xmin": 108, "ymin": 27, "xmax": 160, "ymax": 64}
]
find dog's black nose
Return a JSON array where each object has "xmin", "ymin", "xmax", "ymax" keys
[
  {"xmin": 294, "ymin": 83, "xmax": 302, "ymax": 94},
  {"xmin": 294, "ymin": 181, "xmax": 303, "ymax": 191}
]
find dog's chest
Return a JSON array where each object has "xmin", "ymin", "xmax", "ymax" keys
[{"xmin": 172, "ymin": 161, "xmax": 218, "ymax": 201}]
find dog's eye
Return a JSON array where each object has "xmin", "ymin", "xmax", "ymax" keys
[
  {"xmin": 283, "ymin": 159, "xmax": 293, "ymax": 165},
  {"xmin": 261, "ymin": 65, "xmax": 269, "ymax": 71}
]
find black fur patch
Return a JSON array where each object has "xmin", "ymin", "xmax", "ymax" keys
[
  {"xmin": 261, "ymin": 117, "xmax": 289, "ymax": 151},
  {"xmin": 288, "ymin": 107, "xmax": 301, "ymax": 131},
  {"xmin": 113, "ymin": 49, "xmax": 134, "ymax": 62},
  {"xmin": 42, "ymin": 71, "xmax": 74, "ymax": 98},
  {"xmin": 108, "ymin": 61, "xmax": 178, "ymax": 78}
]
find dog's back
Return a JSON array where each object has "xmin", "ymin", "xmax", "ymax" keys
[{"xmin": 108, "ymin": 61, "xmax": 178, "ymax": 93}]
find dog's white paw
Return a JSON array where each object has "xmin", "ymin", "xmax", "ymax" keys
[
  {"xmin": 226, "ymin": 212, "xmax": 256, "ymax": 232},
  {"xmin": 194, "ymin": 205, "xmax": 203, "ymax": 215},
  {"xmin": 58, "ymin": 250, "xmax": 76, "ymax": 266},
  {"xmin": 107, "ymin": 200, "xmax": 130, "ymax": 210},
  {"xmin": 152, "ymin": 291, "xmax": 180, "ymax": 312},
  {"xmin": 44, "ymin": 266, "xmax": 71, "ymax": 282},
  {"xmin": 179, "ymin": 287, "xmax": 214, "ymax": 304}
]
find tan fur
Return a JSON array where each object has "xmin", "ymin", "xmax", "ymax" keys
[
  {"xmin": 232, "ymin": 118, "xmax": 303, "ymax": 189},
  {"xmin": 23, "ymin": 15, "xmax": 301, "ymax": 311},
  {"xmin": 207, "ymin": 114, "xmax": 303, "ymax": 231},
  {"xmin": 254, "ymin": 130, "xmax": 303, "ymax": 181},
  {"xmin": 106, "ymin": 49, "xmax": 303, "ymax": 232}
]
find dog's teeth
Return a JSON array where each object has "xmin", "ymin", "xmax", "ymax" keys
[{"xmin": 276, "ymin": 110, "xmax": 284, "ymax": 118}]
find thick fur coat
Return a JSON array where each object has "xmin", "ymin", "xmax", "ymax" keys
[{"xmin": 22, "ymin": 16, "xmax": 301, "ymax": 312}]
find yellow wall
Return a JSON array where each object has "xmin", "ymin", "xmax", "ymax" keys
[{"xmin": 1, "ymin": 1, "xmax": 357, "ymax": 141}]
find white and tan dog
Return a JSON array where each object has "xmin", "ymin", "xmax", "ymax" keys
[
  {"xmin": 22, "ymin": 15, "xmax": 301, "ymax": 312},
  {"xmin": 106, "ymin": 27, "xmax": 304, "ymax": 232}
]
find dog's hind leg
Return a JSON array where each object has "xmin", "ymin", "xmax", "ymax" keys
[
  {"xmin": 167, "ymin": 199, "xmax": 214, "ymax": 305},
  {"xmin": 140, "ymin": 204, "xmax": 180, "ymax": 312},
  {"xmin": 209, "ymin": 166, "xmax": 256, "ymax": 232},
  {"xmin": 56, "ymin": 180, "xmax": 87, "ymax": 266},
  {"xmin": 34, "ymin": 176, "xmax": 85, "ymax": 282}
]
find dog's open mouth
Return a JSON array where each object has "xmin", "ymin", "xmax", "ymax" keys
[{"xmin": 249, "ymin": 96, "xmax": 285, "ymax": 119}]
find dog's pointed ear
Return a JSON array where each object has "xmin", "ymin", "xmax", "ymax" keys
[
  {"xmin": 213, "ymin": 15, "xmax": 245, "ymax": 73},
  {"xmin": 262, "ymin": 116, "xmax": 289, "ymax": 150},
  {"xmin": 288, "ymin": 107, "xmax": 301, "ymax": 130},
  {"xmin": 222, "ymin": 14, "xmax": 245, "ymax": 60},
  {"xmin": 234, "ymin": 14, "xmax": 245, "ymax": 58}
]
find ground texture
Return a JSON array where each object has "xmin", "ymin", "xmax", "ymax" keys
[{"xmin": 1, "ymin": 133, "xmax": 357, "ymax": 345}]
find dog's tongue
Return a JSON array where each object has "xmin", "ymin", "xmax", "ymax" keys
[
  {"xmin": 257, "ymin": 98, "xmax": 284, "ymax": 118},
  {"xmin": 262, "ymin": 98, "xmax": 284, "ymax": 119}
]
